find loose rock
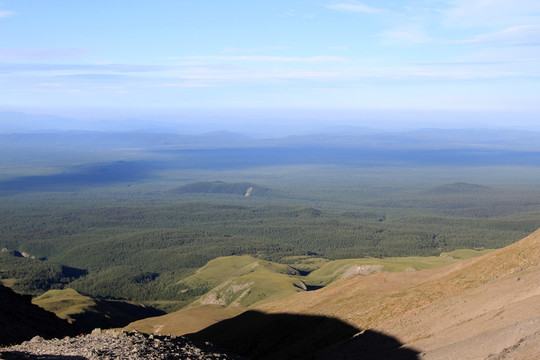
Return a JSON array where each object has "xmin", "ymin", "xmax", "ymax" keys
[{"xmin": 0, "ymin": 331, "xmax": 244, "ymax": 359}]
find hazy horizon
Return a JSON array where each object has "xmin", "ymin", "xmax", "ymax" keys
[{"xmin": 2, "ymin": 108, "xmax": 540, "ymax": 137}]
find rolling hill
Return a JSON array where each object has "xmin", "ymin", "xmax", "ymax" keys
[
  {"xmin": 125, "ymin": 251, "xmax": 489, "ymax": 338},
  {"xmin": 173, "ymin": 255, "xmax": 306, "ymax": 308},
  {"xmin": 33, "ymin": 288, "xmax": 164, "ymax": 332}
]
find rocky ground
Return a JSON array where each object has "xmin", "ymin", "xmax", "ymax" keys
[{"xmin": 0, "ymin": 329, "xmax": 244, "ymax": 360}]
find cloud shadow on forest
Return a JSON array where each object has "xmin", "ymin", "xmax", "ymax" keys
[{"xmin": 0, "ymin": 161, "xmax": 159, "ymax": 192}]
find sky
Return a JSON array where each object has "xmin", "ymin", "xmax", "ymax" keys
[{"xmin": 0, "ymin": 0, "xmax": 539, "ymax": 129}]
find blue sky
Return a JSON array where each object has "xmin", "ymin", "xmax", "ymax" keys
[{"xmin": 1, "ymin": 0, "xmax": 539, "ymax": 129}]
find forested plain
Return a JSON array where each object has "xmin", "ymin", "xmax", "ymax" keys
[{"xmin": 2, "ymin": 129, "xmax": 540, "ymax": 311}]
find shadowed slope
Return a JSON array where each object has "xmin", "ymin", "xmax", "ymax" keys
[
  {"xmin": 188, "ymin": 310, "xmax": 420, "ymax": 360},
  {"xmin": 33, "ymin": 288, "xmax": 165, "ymax": 333},
  {"xmin": 0, "ymin": 285, "xmax": 76, "ymax": 346}
]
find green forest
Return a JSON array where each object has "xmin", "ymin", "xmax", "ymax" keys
[
  {"xmin": 2, "ymin": 176, "xmax": 540, "ymax": 310},
  {"xmin": 2, "ymin": 131, "xmax": 540, "ymax": 311}
]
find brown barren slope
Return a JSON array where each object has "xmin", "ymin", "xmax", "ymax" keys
[
  {"xmin": 126, "ymin": 305, "xmax": 245, "ymax": 336},
  {"xmin": 258, "ymin": 228, "xmax": 540, "ymax": 359}
]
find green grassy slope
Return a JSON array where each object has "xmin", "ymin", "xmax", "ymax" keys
[
  {"xmin": 178, "ymin": 255, "xmax": 305, "ymax": 308},
  {"xmin": 302, "ymin": 249, "xmax": 493, "ymax": 287},
  {"xmin": 125, "ymin": 250, "xmax": 492, "ymax": 335},
  {"xmin": 33, "ymin": 288, "xmax": 164, "ymax": 332}
]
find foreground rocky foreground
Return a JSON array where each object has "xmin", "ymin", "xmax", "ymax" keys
[{"xmin": 0, "ymin": 330, "xmax": 243, "ymax": 360}]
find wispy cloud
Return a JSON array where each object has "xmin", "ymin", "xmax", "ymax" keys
[
  {"xmin": 4, "ymin": 58, "xmax": 535, "ymax": 88},
  {"xmin": 56, "ymin": 74, "xmax": 130, "ymax": 82},
  {"xmin": 0, "ymin": 63, "xmax": 169, "ymax": 73},
  {"xmin": 0, "ymin": 9, "xmax": 15, "ymax": 18},
  {"xmin": 448, "ymin": 25, "xmax": 540, "ymax": 46},
  {"xmin": 0, "ymin": 48, "xmax": 90, "ymax": 61},
  {"xmin": 443, "ymin": 0, "xmax": 540, "ymax": 27},
  {"xmin": 154, "ymin": 82, "xmax": 214, "ymax": 88},
  {"xmin": 283, "ymin": 9, "xmax": 296, "ymax": 17},
  {"xmin": 325, "ymin": 1, "xmax": 386, "ymax": 14},
  {"xmin": 281, "ymin": 9, "xmax": 316, "ymax": 18},
  {"xmin": 163, "ymin": 60, "xmax": 538, "ymax": 85},
  {"xmin": 178, "ymin": 55, "xmax": 349, "ymax": 63},
  {"xmin": 221, "ymin": 46, "xmax": 291, "ymax": 54},
  {"xmin": 378, "ymin": 26, "xmax": 431, "ymax": 45}
]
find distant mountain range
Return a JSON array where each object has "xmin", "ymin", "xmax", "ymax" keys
[{"xmin": 3, "ymin": 111, "xmax": 540, "ymax": 151}]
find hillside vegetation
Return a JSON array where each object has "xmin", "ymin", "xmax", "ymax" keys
[
  {"xmin": 33, "ymin": 288, "xmax": 164, "ymax": 332},
  {"xmin": 125, "ymin": 250, "xmax": 490, "ymax": 335},
  {"xmin": 1, "ymin": 193, "xmax": 537, "ymax": 311}
]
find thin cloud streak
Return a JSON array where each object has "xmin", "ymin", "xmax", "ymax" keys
[
  {"xmin": 0, "ymin": 9, "xmax": 15, "ymax": 18},
  {"xmin": 443, "ymin": 0, "xmax": 540, "ymax": 27},
  {"xmin": 447, "ymin": 25, "xmax": 540, "ymax": 46},
  {"xmin": 325, "ymin": 1, "xmax": 386, "ymax": 14},
  {"xmin": 378, "ymin": 26, "xmax": 431, "ymax": 45},
  {"xmin": 221, "ymin": 46, "xmax": 291, "ymax": 54},
  {"xmin": 0, "ymin": 48, "xmax": 90, "ymax": 61},
  {"xmin": 2, "ymin": 60, "xmax": 537, "ymax": 88},
  {"xmin": 178, "ymin": 55, "xmax": 349, "ymax": 63},
  {"xmin": 0, "ymin": 63, "xmax": 171, "ymax": 73}
]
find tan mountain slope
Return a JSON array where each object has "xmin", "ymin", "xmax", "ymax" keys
[
  {"xmin": 378, "ymin": 229, "xmax": 540, "ymax": 359},
  {"xmin": 258, "ymin": 228, "xmax": 540, "ymax": 359},
  {"xmin": 126, "ymin": 305, "xmax": 245, "ymax": 335}
]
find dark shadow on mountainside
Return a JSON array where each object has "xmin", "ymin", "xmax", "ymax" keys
[
  {"xmin": 67, "ymin": 298, "xmax": 166, "ymax": 333},
  {"xmin": 187, "ymin": 310, "xmax": 420, "ymax": 360},
  {"xmin": 0, "ymin": 285, "xmax": 77, "ymax": 346}
]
